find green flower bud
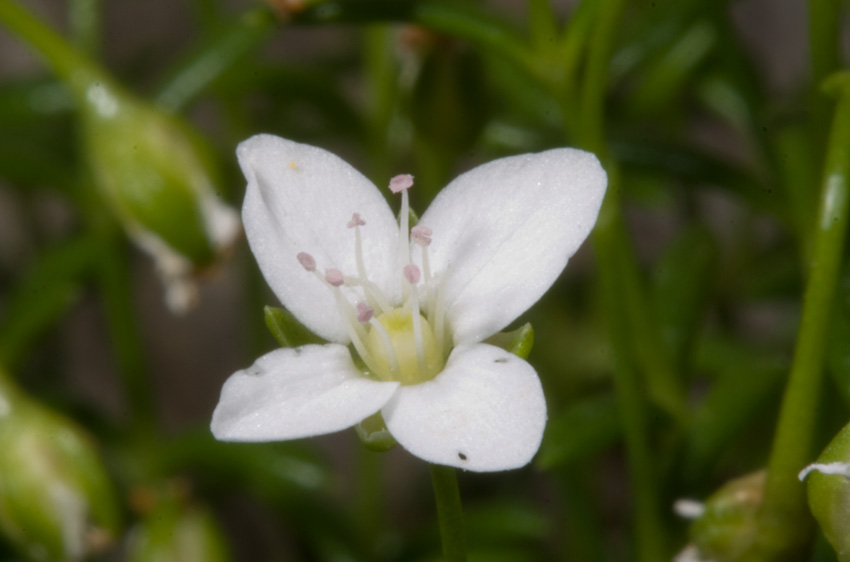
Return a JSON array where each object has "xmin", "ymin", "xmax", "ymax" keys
[
  {"xmin": 801, "ymin": 421, "xmax": 850, "ymax": 561},
  {"xmin": 0, "ymin": 374, "xmax": 120, "ymax": 561},
  {"xmin": 79, "ymin": 77, "xmax": 240, "ymax": 311},
  {"xmin": 127, "ymin": 483, "xmax": 230, "ymax": 562},
  {"xmin": 678, "ymin": 471, "xmax": 765, "ymax": 562},
  {"xmin": 0, "ymin": 2, "xmax": 240, "ymax": 312}
]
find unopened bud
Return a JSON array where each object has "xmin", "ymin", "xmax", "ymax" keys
[
  {"xmin": 0, "ymin": 374, "xmax": 120, "ymax": 561},
  {"xmin": 80, "ymin": 79, "xmax": 240, "ymax": 312},
  {"xmin": 683, "ymin": 471, "xmax": 765, "ymax": 562},
  {"xmin": 802, "ymin": 421, "xmax": 850, "ymax": 561},
  {"xmin": 127, "ymin": 483, "xmax": 230, "ymax": 562}
]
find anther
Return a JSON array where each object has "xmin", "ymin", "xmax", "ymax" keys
[
  {"xmin": 357, "ymin": 302, "xmax": 374, "ymax": 323},
  {"xmin": 404, "ymin": 264, "xmax": 421, "ymax": 285},
  {"xmin": 325, "ymin": 269, "xmax": 344, "ymax": 287},
  {"xmin": 297, "ymin": 252, "xmax": 316, "ymax": 271},
  {"xmin": 347, "ymin": 213, "xmax": 366, "ymax": 228},
  {"xmin": 411, "ymin": 225, "xmax": 432, "ymax": 246},
  {"xmin": 389, "ymin": 174, "xmax": 414, "ymax": 193}
]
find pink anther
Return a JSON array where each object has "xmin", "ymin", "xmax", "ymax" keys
[
  {"xmin": 356, "ymin": 302, "xmax": 374, "ymax": 323},
  {"xmin": 347, "ymin": 213, "xmax": 366, "ymax": 228},
  {"xmin": 411, "ymin": 225, "xmax": 433, "ymax": 246},
  {"xmin": 389, "ymin": 174, "xmax": 414, "ymax": 193},
  {"xmin": 297, "ymin": 252, "xmax": 316, "ymax": 271},
  {"xmin": 403, "ymin": 264, "xmax": 421, "ymax": 285},
  {"xmin": 325, "ymin": 268, "xmax": 345, "ymax": 287}
]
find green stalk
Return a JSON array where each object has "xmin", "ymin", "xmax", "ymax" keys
[
  {"xmin": 0, "ymin": 0, "xmax": 101, "ymax": 94},
  {"xmin": 745, "ymin": 79, "xmax": 850, "ymax": 561},
  {"xmin": 93, "ymin": 230, "xmax": 156, "ymax": 433},
  {"xmin": 69, "ymin": 0, "xmax": 101, "ymax": 56},
  {"xmin": 808, "ymin": 0, "xmax": 841, "ymax": 151},
  {"xmin": 575, "ymin": 0, "xmax": 670, "ymax": 559},
  {"xmin": 429, "ymin": 464, "xmax": 467, "ymax": 562}
]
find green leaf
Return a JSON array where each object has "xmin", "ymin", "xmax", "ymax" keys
[
  {"xmin": 652, "ymin": 226, "xmax": 718, "ymax": 370},
  {"xmin": 264, "ymin": 306, "xmax": 327, "ymax": 348},
  {"xmin": 0, "ymin": 236, "xmax": 100, "ymax": 367},
  {"xmin": 483, "ymin": 323, "xmax": 534, "ymax": 359}
]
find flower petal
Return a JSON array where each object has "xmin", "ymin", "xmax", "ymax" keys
[
  {"xmin": 211, "ymin": 344, "xmax": 399, "ymax": 441},
  {"xmin": 417, "ymin": 149, "xmax": 606, "ymax": 344},
  {"xmin": 239, "ymin": 134, "xmax": 400, "ymax": 343},
  {"xmin": 382, "ymin": 344, "xmax": 546, "ymax": 471}
]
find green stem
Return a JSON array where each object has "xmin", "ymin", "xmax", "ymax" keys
[
  {"xmin": 808, "ymin": 0, "xmax": 841, "ymax": 151},
  {"xmin": 746, "ymin": 80, "xmax": 850, "ymax": 561},
  {"xmin": 429, "ymin": 464, "xmax": 467, "ymax": 562},
  {"xmin": 0, "ymin": 0, "xmax": 101, "ymax": 92},
  {"xmin": 575, "ymin": 0, "xmax": 671, "ymax": 559},
  {"xmin": 69, "ymin": 0, "xmax": 101, "ymax": 56},
  {"xmin": 93, "ymin": 230, "xmax": 156, "ymax": 433}
]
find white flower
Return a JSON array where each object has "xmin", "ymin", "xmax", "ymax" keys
[{"xmin": 211, "ymin": 134, "xmax": 606, "ymax": 471}]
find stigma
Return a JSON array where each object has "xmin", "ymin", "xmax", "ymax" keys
[{"xmin": 297, "ymin": 175, "xmax": 448, "ymax": 385}]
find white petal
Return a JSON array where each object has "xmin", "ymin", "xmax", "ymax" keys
[
  {"xmin": 239, "ymin": 135, "xmax": 400, "ymax": 343},
  {"xmin": 417, "ymin": 149, "xmax": 606, "ymax": 344},
  {"xmin": 382, "ymin": 344, "xmax": 546, "ymax": 471},
  {"xmin": 211, "ymin": 344, "xmax": 399, "ymax": 441}
]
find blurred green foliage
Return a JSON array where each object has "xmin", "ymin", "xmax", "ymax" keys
[{"xmin": 0, "ymin": 0, "xmax": 849, "ymax": 561}]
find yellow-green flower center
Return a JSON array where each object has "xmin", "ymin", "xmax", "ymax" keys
[{"xmin": 365, "ymin": 308, "xmax": 444, "ymax": 385}]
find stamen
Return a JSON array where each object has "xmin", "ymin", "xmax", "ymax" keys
[
  {"xmin": 412, "ymin": 225, "xmax": 434, "ymax": 318},
  {"xmin": 356, "ymin": 302, "xmax": 374, "ymax": 323},
  {"xmin": 404, "ymin": 265, "xmax": 427, "ymax": 377},
  {"xmin": 403, "ymin": 264, "xmax": 421, "ymax": 285},
  {"xmin": 411, "ymin": 225, "xmax": 432, "ymax": 246},
  {"xmin": 388, "ymin": 174, "xmax": 414, "ymax": 193},
  {"xmin": 346, "ymin": 213, "xmax": 380, "ymax": 311},
  {"xmin": 325, "ymin": 268, "xmax": 344, "ymax": 287},
  {"xmin": 368, "ymin": 318, "xmax": 401, "ymax": 377},
  {"xmin": 345, "ymin": 276, "xmax": 390, "ymax": 314},
  {"xmin": 331, "ymin": 290, "xmax": 380, "ymax": 375},
  {"xmin": 433, "ymin": 268, "xmax": 449, "ymax": 357},
  {"xmin": 390, "ymin": 174, "xmax": 413, "ymax": 274},
  {"xmin": 297, "ymin": 252, "xmax": 316, "ymax": 271},
  {"xmin": 347, "ymin": 213, "xmax": 366, "ymax": 228}
]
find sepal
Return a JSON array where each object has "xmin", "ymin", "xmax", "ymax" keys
[{"xmin": 264, "ymin": 305, "xmax": 327, "ymax": 348}]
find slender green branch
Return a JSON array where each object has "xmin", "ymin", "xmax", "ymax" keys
[
  {"xmin": 808, "ymin": 0, "xmax": 841, "ymax": 149},
  {"xmin": 93, "ymin": 231, "xmax": 156, "ymax": 433},
  {"xmin": 0, "ymin": 0, "xmax": 101, "ymax": 92},
  {"xmin": 69, "ymin": 0, "xmax": 101, "ymax": 56},
  {"xmin": 745, "ymin": 79, "xmax": 850, "ymax": 561},
  {"xmin": 576, "ymin": 0, "xmax": 671, "ymax": 559},
  {"xmin": 429, "ymin": 464, "xmax": 467, "ymax": 562}
]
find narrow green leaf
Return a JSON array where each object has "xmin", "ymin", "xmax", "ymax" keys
[{"xmin": 652, "ymin": 226, "xmax": 718, "ymax": 370}]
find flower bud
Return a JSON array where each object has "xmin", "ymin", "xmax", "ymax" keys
[
  {"xmin": 79, "ymin": 77, "xmax": 240, "ymax": 312},
  {"xmin": 679, "ymin": 471, "xmax": 765, "ymax": 561},
  {"xmin": 127, "ymin": 483, "xmax": 230, "ymax": 562},
  {"xmin": 0, "ymin": 374, "xmax": 120, "ymax": 561},
  {"xmin": 801, "ymin": 421, "xmax": 850, "ymax": 561}
]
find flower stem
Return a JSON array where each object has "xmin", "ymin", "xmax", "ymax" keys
[
  {"xmin": 0, "ymin": 0, "xmax": 101, "ymax": 93},
  {"xmin": 429, "ymin": 464, "xmax": 467, "ymax": 562},
  {"xmin": 744, "ymin": 78, "xmax": 850, "ymax": 560},
  {"xmin": 574, "ymin": 0, "xmax": 671, "ymax": 560}
]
